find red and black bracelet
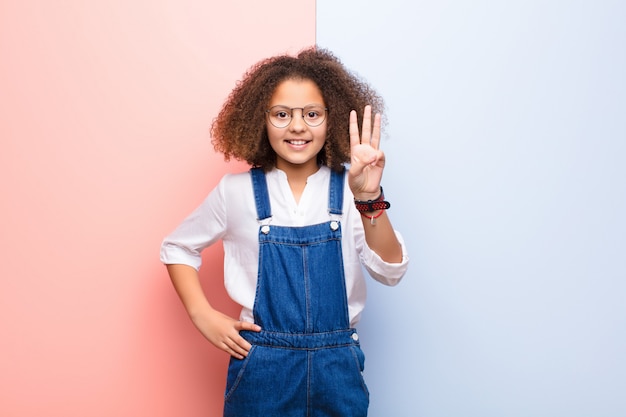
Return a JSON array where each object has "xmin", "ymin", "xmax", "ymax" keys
[
  {"xmin": 354, "ymin": 187, "xmax": 391, "ymax": 226},
  {"xmin": 355, "ymin": 187, "xmax": 390, "ymax": 224},
  {"xmin": 354, "ymin": 187, "xmax": 391, "ymax": 213}
]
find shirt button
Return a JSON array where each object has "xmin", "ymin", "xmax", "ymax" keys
[{"xmin": 351, "ymin": 333, "xmax": 359, "ymax": 341}]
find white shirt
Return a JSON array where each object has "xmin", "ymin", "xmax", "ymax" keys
[{"xmin": 160, "ymin": 166, "xmax": 409, "ymax": 326}]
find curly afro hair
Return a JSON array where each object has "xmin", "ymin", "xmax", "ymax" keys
[{"xmin": 210, "ymin": 47, "xmax": 384, "ymax": 172}]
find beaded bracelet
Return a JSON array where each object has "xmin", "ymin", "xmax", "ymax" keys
[{"xmin": 354, "ymin": 187, "xmax": 391, "ymax": 213}]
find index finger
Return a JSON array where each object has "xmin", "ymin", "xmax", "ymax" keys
[{"xmin": 349, "ymin": 109, "xmax": 360, "ymax": 147}]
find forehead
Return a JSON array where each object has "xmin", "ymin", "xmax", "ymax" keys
[{"xmin": 269, "ymin": 78, "xmax": 325, "ymax": 106}]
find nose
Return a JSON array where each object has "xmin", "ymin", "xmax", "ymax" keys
[{"xmin": 288, "ymin": 108, "xmax": 307, "ymax": 132}]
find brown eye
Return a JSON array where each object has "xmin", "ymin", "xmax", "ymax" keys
[
  {"xmin": 302, "ymin": 106, "xmax": 327, "ymax": 126},
  {"xmin": 305, "ymin": 110, "xmax": 320, "ymax": 120}
]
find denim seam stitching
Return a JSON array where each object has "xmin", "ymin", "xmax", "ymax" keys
[{"xmin": 303, "ymin": 245, "xmax": 311, "ymax": 333}]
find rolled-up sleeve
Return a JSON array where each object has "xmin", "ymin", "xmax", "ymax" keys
[
  {"xmin": 160, "ymin": 180, "xmax": 227, "ymax": 270},
  {"xmin": 360, "ymin": 230, "xmax": 409, "ymax": 286}
]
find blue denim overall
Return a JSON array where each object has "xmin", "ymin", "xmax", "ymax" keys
[{"xmin": 223, "ymin": 167, "xmax": 369, "ymax": 417}]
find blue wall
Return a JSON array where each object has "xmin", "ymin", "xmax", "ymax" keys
[{"xmin": 317, "ymin": 1, "xmax": 626, "ymax": 416}]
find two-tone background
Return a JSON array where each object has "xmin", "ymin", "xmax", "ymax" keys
[{"xmin": 2, "ymin": 1, "xmax": 625, "ymax": 416}]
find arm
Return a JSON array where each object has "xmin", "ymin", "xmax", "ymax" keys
[
  {"xmin": 167, "ymin": 264, "xmax": 261, "ymax": 359},
  {"xmin": 349, "ymin": 106, "xmax": 403, "ymax": 263}
]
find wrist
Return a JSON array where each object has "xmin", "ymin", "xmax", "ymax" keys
[
  {"xmin": 353, "ymin": 191, "xmax": 381, "ymax": 201},
  {"xmin": 187, "ymin": 301, "xmax": 214, "ymax": 322}
]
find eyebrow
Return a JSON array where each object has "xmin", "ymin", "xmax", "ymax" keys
[{"xmin": 269, "ymin": 104, "xmax": 326, "ymax": 108}]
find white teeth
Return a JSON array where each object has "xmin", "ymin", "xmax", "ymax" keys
[{"xmin": 288, "ymin": 140, "xmax": 308, "ymax": 145}]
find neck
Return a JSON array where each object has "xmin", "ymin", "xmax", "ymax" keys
[
  {"xmin": 276, "ymin": 158, "xmax": 319, "ymax": 180},
  {"xmin": 276, "ymin": 160, "xmax": 320, "ymax": 204}
]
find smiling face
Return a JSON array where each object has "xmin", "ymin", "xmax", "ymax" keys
[{"xmin": 266, "ymin": 78, "xmax": 327, "ymax": 177}]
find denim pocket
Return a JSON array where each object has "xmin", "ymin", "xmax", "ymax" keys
[
  {"xmin": 349, "ymin": 345, "xmax": 370, "ymax": 396},
  {"xmin": 224, "ymin": 345, "xmax": 256, "ymax": 400}
]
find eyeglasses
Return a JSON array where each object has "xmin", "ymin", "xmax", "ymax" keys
[{"xmin": 266, "ymin": 105, "xmax": 328, "ymax": 128}]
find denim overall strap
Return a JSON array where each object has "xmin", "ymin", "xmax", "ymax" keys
[
  {"xmin": 328, "ymin": 167, "xmax": 345, "ymax": 215},
  {"xmin": 250, "ymin": 167, "xmax": 271, "ymax": 221}
]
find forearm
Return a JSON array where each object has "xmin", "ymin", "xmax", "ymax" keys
[{"xmin": 359, "ymin": 211, "xmax": 403, "ymax": 263}]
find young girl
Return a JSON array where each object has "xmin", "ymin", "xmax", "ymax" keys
[{"xmin": 161, "ymin": 47, "xmax": 409, "ymax": 416}]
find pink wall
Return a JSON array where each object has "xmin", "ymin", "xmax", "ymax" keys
[{"xmin": 0, "ymin": 1, "xmax": 315, "ymax": 416}]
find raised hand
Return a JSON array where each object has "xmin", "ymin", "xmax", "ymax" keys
[{"xmin": 348, "ymin": 105, "xmax": 385, "ymax": 200}]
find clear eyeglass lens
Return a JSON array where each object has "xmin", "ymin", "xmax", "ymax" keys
[{"xmin": 267, "ymin": 105, "xmax": 327, "ymax": 128}]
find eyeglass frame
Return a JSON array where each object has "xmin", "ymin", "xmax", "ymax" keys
[{"xmin": 265, "ymin": 104, "xmax": 329, "ymax": 128}]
